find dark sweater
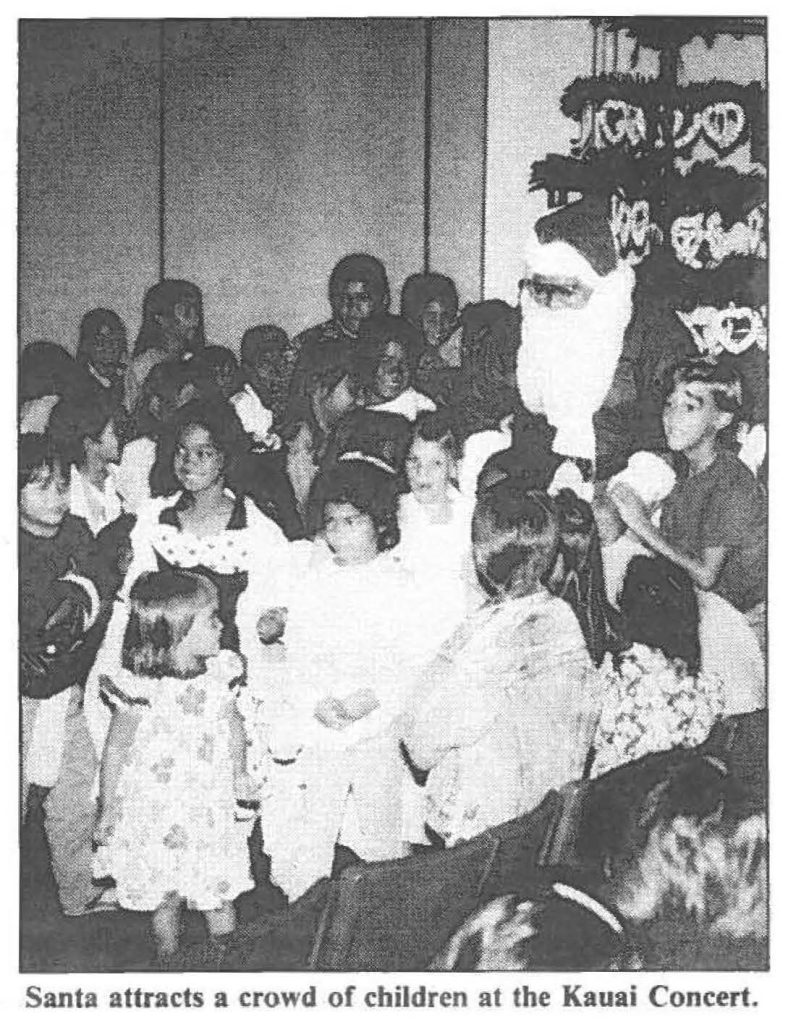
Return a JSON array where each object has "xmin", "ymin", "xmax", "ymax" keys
[{"xmin": 19, "ymin": 515, "xmax": 111, "ymax": 699}]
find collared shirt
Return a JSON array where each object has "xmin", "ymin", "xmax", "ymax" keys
[{"xmin": 70, "ymin": 464, "xmax": 123, "ymax": 537}]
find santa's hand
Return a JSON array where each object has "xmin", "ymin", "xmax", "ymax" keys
[
  {"xmin": 314, "ymin": 697, "xmax": 352, "ymax": 731},
  {"xmin": 608, "ymin": 481, "xmax": 651, "ymax": 535}
]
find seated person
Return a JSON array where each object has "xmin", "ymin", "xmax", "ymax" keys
[
  {"xmin": 235, "ymin": 324, "xmax": 290, "ymax": 429},
  {"xmin": 126, "ymin": 279, "xmax": 205, "ymax": 411},
  {"xmin": 590, "ymin": 556, "xmax": 724, "ymax": 779},
  {"xmin": 75, "ymin": 308, "xmax": 129, "ymax": 427},
  {"xmin": 281, "ymin": 341, "xmax": 359, "ymax": 518},
  {"xmin": 400, "ymin": 272, "xmax": 463, "ymax": 400},
  {"xmin": 610, "ymin": 358, "xmax": 766, "ymax": 652},
  {"xmin": 48, "ymin": 388, "xmax": 123, "ymax": 536},
  {"xmin": 611, "ymin": 811, "xmax": 766, "ymax": 970},
  {"xmin": 283, "ymin": 253, "xmax": 390, "ymax": 410},
  {"xmin": 355, "ymin": 313, "xmax": 435, "ymax": 420},
  {"xmin": 405, "ymin": 483, "xmax": 601, "ymax": 847},
  {"xmin": 190, "ymin": 344, "xmax": 243, "ymax": 401},
  {"xmin": 598, "ymin": 452, "xmax": 764, "ymax": 716},
  {"xmin": 20, "ymin": 342, "xmax": 93, "ymax": 434},
  {"xmin": 115, "ymin": 359, "xmax": 201, "ymax": 514}
]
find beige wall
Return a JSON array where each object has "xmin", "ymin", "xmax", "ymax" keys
[
  {"xmin": 18, "ymin": 19, "xmax": 765, "ymax": 352},
  {"xmin": 19, "ymin": 18, "xmax": 487, "ymax": 352},
  {"xmin": 19, "ymin": 20, "xmax": 160, "ymax": 351}
]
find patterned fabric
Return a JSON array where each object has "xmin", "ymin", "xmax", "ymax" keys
[
  {"xmin": 591, "ymin": 643, "xmax": 724, "ymax": 779},
  {"xmin": 409, "ymin": 590, "xmax": 601, "ymax": 847},
  {"xmin": 94, "ymin": 652, "xmax": 252, "ymax": 911}
]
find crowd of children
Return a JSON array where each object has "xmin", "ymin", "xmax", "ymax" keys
[{"xmin": 19, "ymin": 254, "xmax": 766, "ymax": 966}]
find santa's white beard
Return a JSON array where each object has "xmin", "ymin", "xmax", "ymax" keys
[{"xmin": 517, "ymin": 262, "xmax": 635, "ymax": 461}]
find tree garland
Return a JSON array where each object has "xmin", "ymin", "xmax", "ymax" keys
[
  {"xmin": 603, "ymin": 16, "xmax": 766, "ymax": 56},
  {"xmin": 560, "ymin": 77, "xmax": 764, "ymax": 157}
]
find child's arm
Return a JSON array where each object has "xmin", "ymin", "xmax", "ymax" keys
[
  {"xmin": 224, "ymin": 699, "xmax": 256, "ymax": 803},
  {"xmin": 95, "ymin": 706, "xmax": 141, "ymax": 843},
  {"xmin": 609, "ymin": 482, "xmax": 727, "ymax": 590}
]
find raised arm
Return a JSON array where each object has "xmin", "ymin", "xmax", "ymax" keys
[{"xmin": 609, "ymin": 482, "xmax": 727, "ymax": 590}]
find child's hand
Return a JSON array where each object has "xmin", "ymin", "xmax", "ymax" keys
[
  {"xmin": 314, "ymin": 697, "xmax": 352, "ymax": 731},
  {"xmin": 608, "ymin": 482, "xmax": 651, "ymax": 535},
  {"xmin": 234, "ymin": 772, "xmax": 258, "ymax": 805},
  {"xmin": 340, "ymin": 688, "xmax": 380, "ymax": 721},
  {"xmin": 257, "ymin": 607, "xmax": 287, "ymax": 644}
]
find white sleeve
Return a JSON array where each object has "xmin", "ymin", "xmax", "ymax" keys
[{"xmin": 115, "ymin": 438, "xmax": 156, "ymax": 516}]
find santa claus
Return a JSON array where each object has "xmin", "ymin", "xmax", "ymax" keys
[{"xmin": 517, "ymin": 195, "xmax": 637, "ymax": 475}]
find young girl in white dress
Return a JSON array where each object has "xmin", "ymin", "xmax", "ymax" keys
[
  {"xmin": 397, "ymin": 411, "xmax": 479, "ymax": 644},
  {"xmin": 262, "ymin": 460, "xmax": 433, "ymax": 900},
  {"xmin": 94, "ymin": 569, "xmax": 255, "ymax": 962}
]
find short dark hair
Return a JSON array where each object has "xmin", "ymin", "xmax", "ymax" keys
[
  {"xmin": 666, "ymin": 356, "xmax": 744, "ymax": 415},
  {"xmin": 48, "ymin": 388, "xmax": 115, "ymax": 467},
  {"xmin": 241, "ymin": 325, "xmax": 289, "ymax": 364},
  {"xmin": 308, "ymin": 460, "xmax": 400, "ymax": 551},
  {"xmin": 408, "ymin": 409, "xmax": 461, "ymax": 463},
  {"xmin": 169, "ymin": 397, "xmax": 249, "ymax": 476},
  {"xmin": 472, "ymin": 481, "xmax": 558, "ymax": 599},
  {"xmin": 77, "ymin": 308, "xmax": 126, "ymax": 365},
  {"xmin": 328, "ymin": 253, "xmax": 389, "ymax": 315},
  {"xmin": 354, "ymin": 313, "xmax": 424, "ymax": 389},
  {"xmin": 400, "ymin": 272, "xmax": 459, "ymax": 324},
  {"xmin": 620, "ymin": 555, "xmax": 700, "ymax": 674}
]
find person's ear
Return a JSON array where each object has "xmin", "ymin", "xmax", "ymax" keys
[
  {"xmin": 716, "ymin": 408, "xmax": 734, "ymax": 431},
  {"xmin": 149, "ymin": 395, "xmax": 162, "ymax": 419}
]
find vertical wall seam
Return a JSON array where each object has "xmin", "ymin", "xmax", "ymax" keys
[
  {"xmin": 158, "ymin": 19, "xmax": 166, "ymax": 281},
  {"xmin": 423, "ymin": 18, "xmax": 433, "ymax": 274},
  {"xmin": 479, "ymin": 18, "xmax": 489, "ymax": 300}
]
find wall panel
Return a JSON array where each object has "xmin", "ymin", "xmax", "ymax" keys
[
  {"xmin": 19, "ymin": 20, "xmax": 160, "ymax": 351},
  {"xmin": 163, "ymin": 19, "xmax": 426, "ymax": 347}
]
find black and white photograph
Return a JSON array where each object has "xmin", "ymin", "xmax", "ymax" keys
[{"xmin": 16, "ymin": 12, "xmax": 768, "ymax": 981}]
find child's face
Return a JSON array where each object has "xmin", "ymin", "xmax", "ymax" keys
[
  {"xmin": 663, "ymin": 382, "xmax": 728, "ymax": 454},
  {"xmin": 406, "ymin": 437, "xmax": 454, "ymax": 504},
  {"xmin": 374, "ymin": 340, "xmax": 409, "ymax": 401},
  {"xmin": 19, "ymin": 463, "xmax": 70, "ymax": 535},
  {"xmin": 323, "ymin": 501, "xmax": 379, "ymax": 566},
  {"xmin": 157, "ymin": 299, "xmax": 200, "ymax": 355},
  {"xmin": 337, "ymin": 280, "xmax": 374, "ymax": 336},
  {"xmin": 179, "ymin": 600, "xmax": 223, "ymax": 664},
  {"xmin": 247, "ymin": 351, "xmax": 280, "ymax": 401},
  {"xmin": 420, "ymin": 300, "xmax": 452, "ymax": 348},
  {"xmin": 174, "ymin": 424, "xmax": 225, "ymax": 494},
  {"xmin": 215, "ymin": 365, "xmax": 238, "ymax": 399},
  {"xmin": 90, "ymin": 326, "xmax": 128, "ymax": 382}
]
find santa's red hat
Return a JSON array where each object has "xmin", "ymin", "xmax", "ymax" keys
[{"xmin": 530, "ymin": 195, "xmax": 619, "ymax": 279}]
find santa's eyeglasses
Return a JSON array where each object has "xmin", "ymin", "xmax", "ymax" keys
[{"xmin": 518, "ymin": 274, "xmax": 593, "ymax": 311}]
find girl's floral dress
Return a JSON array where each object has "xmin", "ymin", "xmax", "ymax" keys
[
  {"xmin": 591, "ymin": 643, "xmax": 724, "ymax": 779},
  {"xmin": 94, "ymin": 651, "xmax": 253, "ymax": 911}
]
